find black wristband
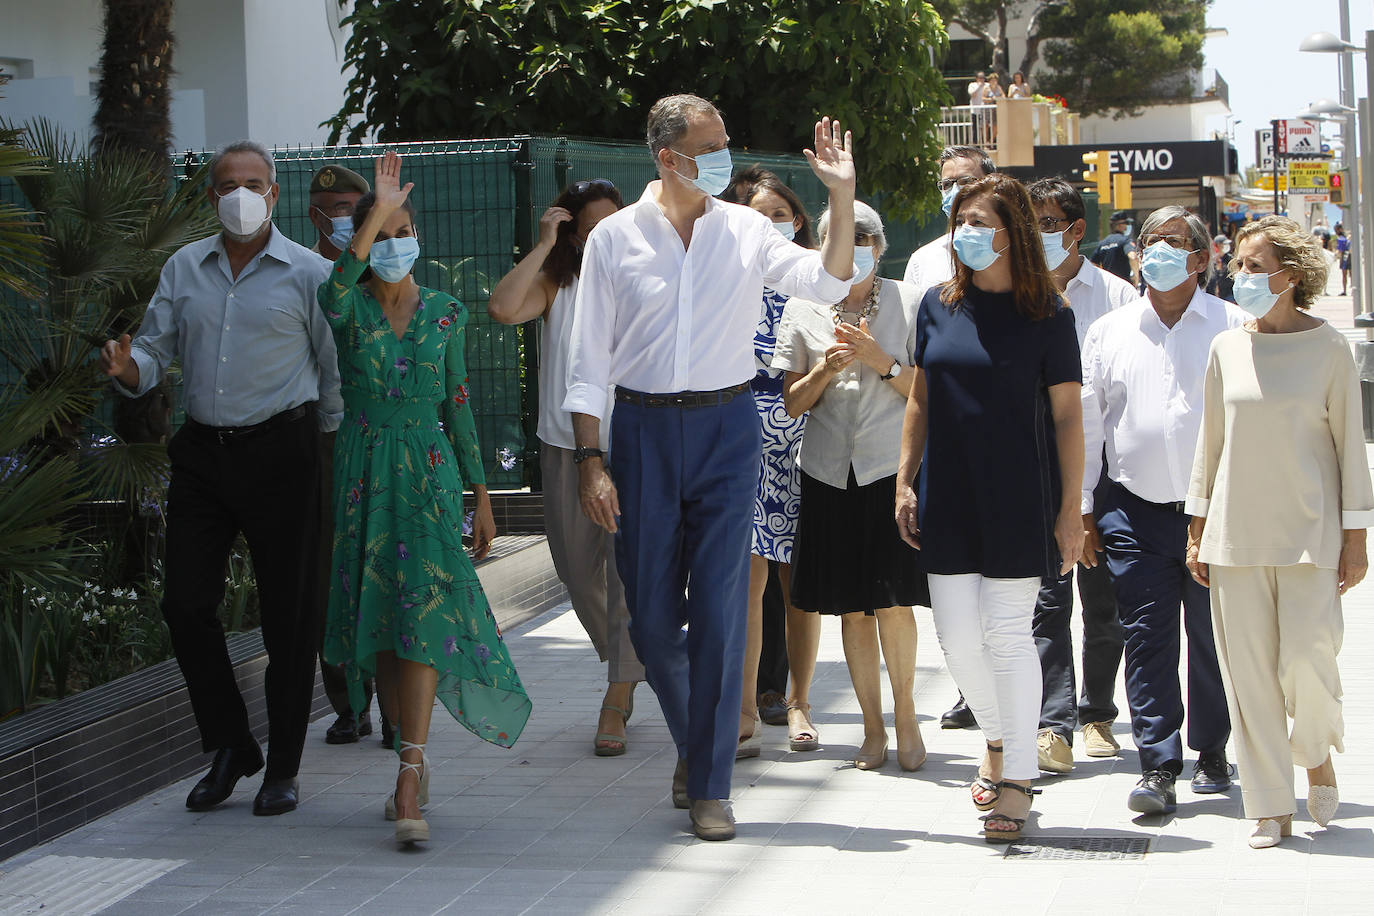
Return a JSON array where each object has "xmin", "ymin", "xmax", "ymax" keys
[{"xmin": 572, "ymin": 446, "xmax": 604, "ymax": 465}]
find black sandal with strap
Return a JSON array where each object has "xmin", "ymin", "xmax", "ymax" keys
[
  {"xmin": 971, "ymin": 743, "xmax": 1003, "ymax": 811},
  {"xmin": 981, "ymin": 781, "xmax": 1042, "ymax": 844}
]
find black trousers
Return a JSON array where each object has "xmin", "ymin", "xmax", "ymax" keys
[
  {"xmin": 163, "ymin": 409, "xmax": 322, "ymax": 780},
  {"xmin": 757, "ymin": 562, "xmax": 789, "ymax": 696},
  {"xmin": 314, "ymin": 430, "xmax": 372, "ymax": 719}
]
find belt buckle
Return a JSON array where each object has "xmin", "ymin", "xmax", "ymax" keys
[
  {"xmin": 671, "ymin": 394, "xmax": 686, "ymax": 407},
  {"xmin": 216, "ymin": 428, "xmax": 232, "ymax": 445}
]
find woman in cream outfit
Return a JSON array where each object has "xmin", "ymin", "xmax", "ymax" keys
[{"xmin": 1186, "ymin": 216, "xmax": 1373, "ymax": 848}]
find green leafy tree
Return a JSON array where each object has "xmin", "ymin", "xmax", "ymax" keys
[
  {"xmin": 327, "ymin": 0, "xmax": 951, "ymax": 218},
  {"xmin": 931, "ymin": 0, "xmax": 1209, "ymax": 118}
]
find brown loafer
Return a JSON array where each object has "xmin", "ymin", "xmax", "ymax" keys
[{"xmin": 689, "ymin": 799, "xmax": 735, "ymax": 841}]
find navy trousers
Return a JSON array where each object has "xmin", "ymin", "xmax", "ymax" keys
[
  {"xmin": 611, "ymin": 393, "xmax": 761, "ymax": 800},
  {"xmin": 1096, "ymin": 481, "xmax": 1230, "ymax": 774}
]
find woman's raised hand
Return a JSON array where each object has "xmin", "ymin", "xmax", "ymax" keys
[
  {"xmin": 537, "ymin": 206, "xmax": 574, "ymax": 249},
  {"xmin": 372, "ymin": 150, "xmax": 414, "ymax": 216}
]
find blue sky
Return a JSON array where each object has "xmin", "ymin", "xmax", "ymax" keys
[{"xmin": 1203, "ymin": 0, "xmax": 1374, "ymax": 170}]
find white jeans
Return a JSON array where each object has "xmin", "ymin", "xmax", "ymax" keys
[{"xmin": 928, "ymin": 574, "xmax": 1042, "ymax": 781}]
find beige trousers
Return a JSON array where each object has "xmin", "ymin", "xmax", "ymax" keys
[
  {"xmin": 1209, "ymin": 563, "xmax": 1345, "ymax": 819},
  {"xmin": 541, "ymin": 442, "xmax": 644, "ymax": 683}
]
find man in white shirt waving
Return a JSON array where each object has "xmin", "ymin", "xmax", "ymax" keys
[
  {"xmin": 564, "ymin": 94, "xmax": 857, "ymax": 840},
  {"xmin": 1080, "ymin": 205, "xmax": 1245, "ymax": 816}
]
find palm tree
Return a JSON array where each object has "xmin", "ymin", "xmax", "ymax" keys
[{"xmin": 92, "ymin": 0, "xmax": 176, "ymax": 166}]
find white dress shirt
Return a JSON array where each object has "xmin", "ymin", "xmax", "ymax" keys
[
  {"xmin": 117, "ymin": 226, "xmax": 342, "ymax": 431},
  {"xmin": 1080, "ymin": 285, "xmax": 1247, "ymax": 512},
  {"xmin": 1062, "ymin": 255, "xmax": 1137, "ymax": 346},
  {"xmin": 901, "ymin": 234, "xmax": 954, "ymax": 294},
  {"xmin": 771, "ymin": 279, "xmax": 919, "ymax": 488},
  {"xmin": 563, "ymin": 183, "xmax": 853, "ymax": 420}
]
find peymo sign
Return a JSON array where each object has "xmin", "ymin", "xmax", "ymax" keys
[{"xmin": 1029, "ymin": 140, "xmax": 1237, "ymax": 181}]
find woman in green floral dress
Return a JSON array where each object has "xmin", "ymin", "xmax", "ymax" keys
[{"xmin": 320, "ymin": 152, "xmax": 531, "ymax": 846}]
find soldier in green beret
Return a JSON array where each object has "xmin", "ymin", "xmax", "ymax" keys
[{"xmin": 308, "ymin": 164, "xmax": 370, "ymax": 261}]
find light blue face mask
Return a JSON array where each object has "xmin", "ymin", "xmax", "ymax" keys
[
  {"xmin": 772, "ymin": 220, "xmax": 796, "ymax": 242},
  {"xmin": 369, "ymin": 236, "xmax": 420, "ymax": 283},
  {"xmin": 1233, "ymin": 269, "xmax": 1291, "ymax": 318},
  {"xmin": 671, "ymin": 147, "xmax": 733, "ymax": 197},
  {"xmin": 941, "ymin": 185, "xmax": 959, "ymax": 218},
  {"xmin": 1140, "ymin": 240, "xmax": 1197, "ymax": 292},
  {"xmin": 322, "ymin": 215, "xmax": 354, "ymax": 251},
  {"xmin": 952, "ymin": 224, "xmax": 1004, "ymax": 271},
  {"xmin": 1040, "ymin": 229, "xmax": 1071, "ymax": 270},
  {"xmin": 852, "ymin": 245, "xmax": 876, "ymax": 280}
]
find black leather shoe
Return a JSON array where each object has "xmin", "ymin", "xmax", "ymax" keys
[
  {"xmin": 757, "ymin": 691, "xmax": 788, "ymax": 727},
  {"xmin": 1128, "ymin": 769, "xmax": 1178, "ymax": 815},
  {"xmin": 1190, "ymin": 751, "xmax": 1233, "ymax": 794},
  {"xmin": 940, "ymin": 695, "xmax": 977, "ymax": 730},
  {"xmin": 356, "ymin": 712, "xmax": 373, "ymax": 738},
  {"xmin": 186, "ymin": 744, "xmax": 264, "ymax": 811},
  {"xmin": 325, "ymin": 713, "xmax": 360, "ymax": 744},
  {"xmin": 380, "ymin": 714, "xmax": 396, "ymax": 750},
  {"xmin": 252, "ymin": 777, "xmax": 299, "ymax": 816}
]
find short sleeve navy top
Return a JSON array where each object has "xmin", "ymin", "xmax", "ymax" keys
[{"xmin": 914, "ymin": 285, "xmax": 1081, "ymax": 578}]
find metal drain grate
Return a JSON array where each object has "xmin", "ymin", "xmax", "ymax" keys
[{"xmin": 1004, "ymin": 836, "xmax": 1150, "ymax": 860}]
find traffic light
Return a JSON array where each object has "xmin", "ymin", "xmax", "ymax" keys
[
  {"xmin": 1112, "ymin": 173, "xmax": 1133, "ymax": 210},
  {"xmin": 1331, "ymin": 170, "xmax": 1345, "ymax": 205},
  {"xmin": 1081, "ymin": 150, "xmax": 1111, "ymax": 202}
]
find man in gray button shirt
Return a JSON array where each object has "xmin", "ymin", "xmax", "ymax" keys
[{"xmin": 99, "ymin": 140, "xmax": 341, "ymax": 817}]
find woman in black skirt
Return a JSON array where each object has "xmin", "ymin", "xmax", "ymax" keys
[{"xmin": 772, "ymin": 200, "xmax": 928, "ymax": 772}]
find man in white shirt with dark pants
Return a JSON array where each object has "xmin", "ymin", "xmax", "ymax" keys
[
  {"xmin": 564, "ymin": 94, "xmax": 857, "ymax": 840},
  {"xmin": 1080, "ymin": 205, "xmax": 1245, "ymax": 816}
]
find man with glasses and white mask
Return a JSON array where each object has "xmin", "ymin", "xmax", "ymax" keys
[
  {"xmin": 98, "ymin": 140, "xmax": 341, "ymax": 818},
  {"xmin": 1079, "ymin": 205, "xmax": 1244, "ymax": 815},
  {"xmin": 903, "ymin": 146, "xmax": 993, "ymax": 297},
  {"xmin": 1024, "ymin": 178, "xmax": 1137, "ymax": 774},
  {"xmin": 565, "ymin": 94, "xmax": 858, "ymax": 841}
]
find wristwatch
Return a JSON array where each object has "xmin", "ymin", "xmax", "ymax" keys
[
  {"xmin": 880, "ymin": 361, "xmax": 902, "ymax": 381},
  {"xmin": 572, "ymin": 446, "xmax": 604, "ymax": 465}
]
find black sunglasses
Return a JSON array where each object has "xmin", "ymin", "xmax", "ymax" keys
[{"xmin": 572, "ymin": 179, "xmax": 617, "ymax": 196}]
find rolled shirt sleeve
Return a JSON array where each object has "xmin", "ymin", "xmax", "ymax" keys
[
  {"xmin": 1079, "ymin": 323, "xmax": 1107, "ymax": 514},
  {"xmin": 562, "ymin": 228, "xmax": 614, "ymax": 421},
  {"xmin": 757, "ymin": 226, "xmax": 854, "ymax": 304}
]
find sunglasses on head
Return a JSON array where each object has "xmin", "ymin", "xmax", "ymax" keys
[{"xmin": 572, "ymin": 178, "xmax": 617, "ymax": 196}]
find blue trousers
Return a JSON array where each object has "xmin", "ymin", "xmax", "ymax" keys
[
  {"xmin": 1096, "ymin": 482, "xmax": 1230, "ymax": 774},
  {"xmin": 610, "ymin": 393, "xmax": 761, "ymax": 800},
  {"xmin": 1033, "ymin": 560, "xmax": 1122, "ymax": 745}
]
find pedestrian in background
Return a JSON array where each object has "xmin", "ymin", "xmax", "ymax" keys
[
  {"xmin": 564, "ymin": 96, "xmax": 858, "ymax": 841},
  {"xmin": 1187, "ymin": 216, "xmax": 1372, "ymax": 848},
  {"xmin": 1335, "ymin": 222, "xmax": 1351, "ymax": 295},
  {"xmin": 774, "ymin": 200, "xmax": 927, "ymax": 773},
  {"xmin": 1008, "ymin": 71, "xmax": 1032, "ymax": 99},
  {"xmin": 896, "ymin": 174, "xmax": 1085, "ymax": 844},
  {"xmin": 725, "ymin": 166, "xmax": 824, "ymax": 757},
  {"xmin": 488, "ymin": 178, "xmax": 644, "ymax": 758},
  {"xmin": 1025, "ymin": 178, "xmax": 1137, "ymax": 774},
  {"xmin": 321, "ymin": 152, "xmax": 531, "ymax": 847},
  {"xmin": 99, "ymin": 140, "xmax": 341, "ymax": 818},
  {"xmin": 1081, "ymin": 205, "xmax": 1243, "ymax": 818},
  {"xmin": 1091, "ymin": 211, "xmax": 1139, "ymax": 288}
]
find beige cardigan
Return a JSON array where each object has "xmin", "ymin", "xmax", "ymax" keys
[{"xmin": 1186, "ymin": 322, "xmax": 1374, "ymax": 568}]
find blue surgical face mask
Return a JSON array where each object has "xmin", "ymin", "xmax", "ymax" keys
[
  {"xmin": 1233, "ymin": 269, "xmax": 1291, "ymax": 318},
  {"xmin": 852, "ymin": 245, "xmax": 876, "ymax": 280},
  {"xmin": 1140, "ymin": 240, "xmax": 1198, "ymax": 292},
  {"xmin": 369, "ymin": 236, "xmax": 420, "ymax": 283},
  {"xmin": 671, "ymin": 147, "xmax": 733, "ymax": 197},
  {"xmin": 941, "ymin": 185, "xmax": 958, "ymax": 218},
  {"xmin": 952, "ymin": 224, "xmax": 1004, "ymax": 271},
  {"xmin": 772, "ymin": 220, "xmax": 796, "ymax": 242},
  {"xmin": 322, "ymin": 214, "xmax": 354, "ymax": 251},
  {"xmin": 1040, "ymin": 229, "xmax": 1071, "ymax": 270}
]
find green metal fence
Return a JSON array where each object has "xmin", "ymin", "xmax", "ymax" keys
[{"xmin": 3, "ymin": 134, "xmax": 946, "ymax": 491}]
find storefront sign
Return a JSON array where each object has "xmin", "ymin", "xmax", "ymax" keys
[{"xmin": 1030, "ymin": 140, "xmax": 1235, "ymax": 181}]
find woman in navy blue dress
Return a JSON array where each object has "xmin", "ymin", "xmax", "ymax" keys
[{"xmin": 895, "ymin": 174, "xmax": 1084, "ymax": 843}]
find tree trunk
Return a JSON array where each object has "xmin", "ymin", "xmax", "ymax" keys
[{"xmin": 92, "ymin": 0, "xmax": 175, "ymax": 165}]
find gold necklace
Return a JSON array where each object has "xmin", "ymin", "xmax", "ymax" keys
[{"xmin": 831, "ymin": 277, "xmax": 882, "ymax": 326}]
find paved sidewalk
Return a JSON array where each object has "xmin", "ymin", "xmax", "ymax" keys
[{"xmin": 2, "ymin": 284, "xmax": 1372, "ymax": 916}]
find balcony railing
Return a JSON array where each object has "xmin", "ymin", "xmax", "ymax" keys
[{"xmin": 936, "ymin": 98, "xmax": 1079, "ymax": 168}]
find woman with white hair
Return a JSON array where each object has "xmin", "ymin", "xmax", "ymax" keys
[
  {"xmin": 772, "ymin": 200, "xmax": 928, "ymax": 772},
  {"xmin": 1187, "ymin": 215, "xmax": 1373, "ymax": 848}
]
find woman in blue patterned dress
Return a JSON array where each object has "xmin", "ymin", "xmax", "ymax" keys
[
  {"xmin": 320, "ymin": 152, "xmax": 531, "ymax": 846},
  {"xmin": 729, "ymin": 169, "xmax": 824, "ymax": 755}
]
